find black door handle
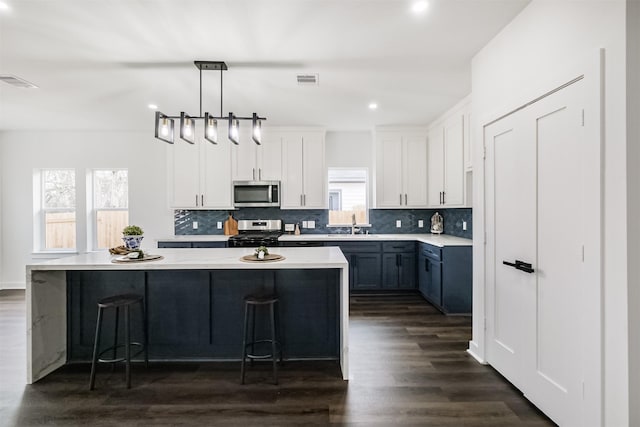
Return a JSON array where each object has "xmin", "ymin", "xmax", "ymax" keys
[
  {"xmin": 425, "ymin": 258, "xmax": 429, "ymax": 272},
  {"xmin": 503, "ymin": 260, "xmax": 535, "ymax": 274}
]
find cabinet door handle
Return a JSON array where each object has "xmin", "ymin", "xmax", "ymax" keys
[
  {"xmin": 443, "ymin": 191, "xmax": 446, "ymax": 205},
  {"xmin": 259, "ymin": 168, "xmax": 262, "ymax": 180},
  {"xmin": 352, "ymin": 255, "xmax": 357, "ymax": 268},
  {"xmin": 425, "ymin": 258, "xmax": 430, "ymax": 272},
  {"xmin": 252, "ymin": 168, "xmax": 256, "ymax": 181},
  {"xmin": 300, "ymin": 194, "xmax": 303, "ymax": 205},
  {"xmin": 400, "ymin": 194, "xmax": 403, "ymax": 205},
  {"xmin": 201, "ymin": 194, "xmax": 204, "ymax": 206},
  {"xmin": 396, "ymin": 254, "xmax": 400, "ymax": 266},
  {"xmin": 404, "ymin": 194, "xmax": 408, "ymax": 205},
  {"xmin": 303, "ymin": 194, "xmax": 306, "ymax": 206},
  {"xmin": 195, "ymin": 195, "xmax": 199, "ymax": 207}
]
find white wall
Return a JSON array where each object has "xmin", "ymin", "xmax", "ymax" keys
[
  {"xmin": 627, "ymin": 0, "xmax": 640, "ymax": 425},
  {"xmin": 0, "ymin": 131, "xmax": 174, "ymax": 289},
  {"xmin": 469, "ymin": 0, "xmax": 628, "ymax": 425}
]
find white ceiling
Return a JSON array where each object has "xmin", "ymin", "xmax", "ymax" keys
[{"xmin": 0, "ymin": 0, "xmax": 530, "ymax": 132}]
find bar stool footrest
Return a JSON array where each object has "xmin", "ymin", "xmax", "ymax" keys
[{"xmin": 97, "ymin": 342, "xmax": 144, "ymax": 363}]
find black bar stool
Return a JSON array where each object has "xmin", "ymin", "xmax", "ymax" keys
[
  {"xmin": 240, "ymin": 293, "xmax": 282, "ymax": 385},
  {"xmin": 89, "ymin": 293, "xmax": 148, "ymax": 390}
]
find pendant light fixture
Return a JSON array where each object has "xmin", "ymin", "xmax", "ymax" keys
[{"xmin": 154, "ymin": 61, "xmax": 266, "ymax": 145}]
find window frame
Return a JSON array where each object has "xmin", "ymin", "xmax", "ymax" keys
[
  {"xmin": 327, "ymin": 167, "xmax": 370, "ymax": 227},
  {"xmin": 90, "ymin": 169, "xmax": 129, "ymax": 250},
  {"xmin": 37, "ymin": 168, "xmax": 78, "ymax": 252}
]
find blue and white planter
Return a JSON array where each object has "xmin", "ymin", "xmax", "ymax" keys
[{"xmin": 122, "ymin": 235, "xmax": 144, "ymax": 250}]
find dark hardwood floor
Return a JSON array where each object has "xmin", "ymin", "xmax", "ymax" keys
[{"xmin": 0, "ymin": 290, "xmax": 554, "ymax": 426}]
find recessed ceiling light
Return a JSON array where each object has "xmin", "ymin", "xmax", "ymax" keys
[
  {"xmin": 368, "ymin": 102, "xmax": 378, "ymax": 110},
  {"xmin": 411, "ymin": 1, "xmax": 429, "ymax": 14},
  {"xmin": 0, "ymin": 2, "xmax": 10, "ymax": 12},
  {"xmin": 148, "ymin": 104, "xmax": 158, "ymax": 110}
]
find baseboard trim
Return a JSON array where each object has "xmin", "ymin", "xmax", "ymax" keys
[{"xmin": 467, "ymin": 341, "xmax": 487, "ymax": 364}]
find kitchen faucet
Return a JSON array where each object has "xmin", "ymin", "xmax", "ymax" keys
[{"xmin": 351, "ymin": 214, "xmax": 360, "ymax": 235}]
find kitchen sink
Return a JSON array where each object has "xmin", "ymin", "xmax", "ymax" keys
[{"xmin": 325, "ymin": 234, "xmax": 379, "ymax": 238}]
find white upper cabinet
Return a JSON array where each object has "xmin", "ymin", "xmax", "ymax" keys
[
  {"xmin": 231, "ymin": 128, "xmax": 282, "ymax": 182},
  {"xmin": 375, "ymin": 129, "xmax": 428, "ymax": 208},
  {"xmin": 281, "ymin": 130, "xmax": 326, "ymax": 209},
  {"xmin": 427, "ymin": 97, "xmax": 470, "ymax": 208},
  {"xmin": 168, "ymin": 131, "xmax": 233, "ymax": 209}
]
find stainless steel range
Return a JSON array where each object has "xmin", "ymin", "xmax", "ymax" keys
[{"xmin": 228, "ymin": 219, "xmax": 282, "ymax": 247}]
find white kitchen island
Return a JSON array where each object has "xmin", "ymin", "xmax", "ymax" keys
[{"xmin": 26, "ymin": 247, "xmax": 349, "ymax": 384}]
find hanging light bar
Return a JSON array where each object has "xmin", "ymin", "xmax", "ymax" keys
[{"xmin": 153, "ymin": 61, "xmax": 266, "ymax": 146}]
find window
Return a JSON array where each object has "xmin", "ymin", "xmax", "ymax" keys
[
  {"xmin": 92, "ymin": 169, "xmax": 128, "ymax": 249},
  {"xmin": 41, "ymin": 169, "xmax": 76, "ymax": 250},
  {"xmin": 328, "ymin": 168, "xmax": 368, "ymax": 225}
]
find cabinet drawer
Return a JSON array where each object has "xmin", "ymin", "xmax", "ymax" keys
[
  {"xmin": 382, "ymin": 241, "xmax": 415, "ymax": 253},
  {"xmin": 420, "ymin": 243, "xmax": 442, "ymax": 261},
  {"xmin": 336, "ymin": 242, "xmax": 381, "ymax": 253}
]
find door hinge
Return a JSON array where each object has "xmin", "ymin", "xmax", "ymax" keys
[{"xmin": 581, "ymin": 109, "xmax": 585, "ymax": 127}]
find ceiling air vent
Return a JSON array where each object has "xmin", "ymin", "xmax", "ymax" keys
[
  {"xmin": 297, "ymin": 74, "xmax": 319, "ymax": 86},
  {"xmin": 0, "ymin": 75, "xmax": 38, "ymax": 88}
]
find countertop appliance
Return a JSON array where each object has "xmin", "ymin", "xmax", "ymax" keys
[
  {"xmin": 233, "ymin": 181, "xmax": 280, "ymax": 207},
  {"xmin": 228, "ymin": 219, "xmax": 282, "ymax": 247}
]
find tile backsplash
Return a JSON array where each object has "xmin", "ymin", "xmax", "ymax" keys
[{"xmin": 175, "ymin": 208, "xmax": 472, "ymax": 239}]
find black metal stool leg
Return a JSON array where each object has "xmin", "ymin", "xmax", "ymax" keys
[
  {"xmin": 111, "ymin": 306, "xmax": 120, "ymax": 372},
  {"xmin": 250, "ymin": 304, "xmax": 256, "ymax": 367},
  {"xmin": 270, "ymin": 302, "xmax": 278, "ymax": 385},
  {"xmin": 89, "ymin": 306, "xmax": 104, "ymax": 390},
  {"xmin": 240, "ymin": 302, "xmax": 249, "ymax": 384},
  {"xmin": 125, "ymin": 304, "xmax": 131, "ymax": 389}
]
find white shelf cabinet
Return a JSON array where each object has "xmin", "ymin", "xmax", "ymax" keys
[
  {"xmin": 427, "ymin": 106, "xmax": 468, "ymax": 208},
  {"xmin": 375, "ymin": 130, "xmax": 428, "ymax": 208},
  {"xmin": 168, "ymin": 133, "xmax": 233, "ymax": 209},
  {"xmin": 231, "ymin": 128, "xmax": 282, "ymax": 181},
  {"xmin": 281, "ymin": 130, "xmax": 326, "ymax": 209}
]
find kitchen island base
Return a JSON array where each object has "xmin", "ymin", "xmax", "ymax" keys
[{"xmin": 26, "ymin": 247, "xmax": 349, "ymax": 383}]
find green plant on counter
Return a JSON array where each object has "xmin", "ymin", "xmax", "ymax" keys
[
  {"xmin": 122, "ymin": 225, "xmax": 144, "ymax": 236},
  {"xmin": 255, "ymin": 246, "xmax": 269, "ymax": 257}
]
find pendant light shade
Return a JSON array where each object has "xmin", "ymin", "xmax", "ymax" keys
[
  {"xmin": 180, "ymin": 112, "xmax": 196, "ymax": 144},
  {"xmin": 228, "ymin": 112, "xmax": 239, "ymax": 145},
  {"xmin": 204, "ymin": 112, "xmax": 218, "ymax": 144},
  {"xmin": 154, "ymin": 112, "xmax": 175, "ymax": 144},
  {"xmin": 252, "ymin": 112, "xmax": 262, "ymax": 145},
  {"xmin": 153, "ymin": 61, "xmax": 266, "ymax": 145}
]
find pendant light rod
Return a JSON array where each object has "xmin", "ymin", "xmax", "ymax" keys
[{"xmin": 154, "ymin": 60, "xmax": 265, "ymax": 145}]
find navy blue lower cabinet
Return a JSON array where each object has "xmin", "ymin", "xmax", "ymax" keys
[
  {"xmin": 67, "ymin": 269, "xmax": 339, "ymax": 362},
  {"xmin": 347, "ymin": 252, "xmax": 382, "ymax": 290},
  {"xmin": 418, "ymin": 243, "xmax": 471, "ymax": 314},
  {"xmin": 381, "ymin": 242, "xmax": 417, "ymax": 289}
]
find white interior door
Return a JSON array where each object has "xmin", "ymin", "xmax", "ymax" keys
[
  {"xmin": 485, "ymin": 79, "xmax": 586, "ymax": 426},
  {"xmin": 522, "ymin": 79, "xmax": 585, "ymax": 426},
  {"xmin": 485, "ymin": 111, "xmax": 535, "ymax": 390}
]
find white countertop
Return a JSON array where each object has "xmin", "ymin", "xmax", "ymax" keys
[
  {"xmin": 27, "ymin": 247, "xmax": 348, "ymax": 271},
  {"xmin": 157, "ymin": 233, "xmax": 472, "ymax": 247},
  {"xmin": 279, "ymin": 233, "xmax": 472, "ymax": 247}
]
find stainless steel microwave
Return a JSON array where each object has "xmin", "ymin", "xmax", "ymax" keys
[{"xmin": 233, "ymin": 181, "xmax": 280, "ymax": 207}]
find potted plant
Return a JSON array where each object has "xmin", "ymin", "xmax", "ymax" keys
[{"xmin": 122, "ymin": 225, "xmax": 144, "ymax": 250}]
